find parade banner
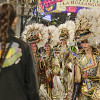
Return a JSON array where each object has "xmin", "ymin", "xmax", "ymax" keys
[{"xmin": 39, "ymin": 0, "xmax": 100, "ymax": 13}]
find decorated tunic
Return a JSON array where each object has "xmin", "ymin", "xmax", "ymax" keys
[{"xmin": 75, "ymin": 54, "xmax": 100, "ymax": 100}]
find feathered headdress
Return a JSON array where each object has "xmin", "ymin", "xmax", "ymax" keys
[
  {"xmin": 58, "ymin": 20, "xmax": 75, "ymax": 44},
  {"xmin": 65, "ymin": 20, "xmax": 75, "ymax": 44},
  {"xmin": 22, "ymin": 23, "xmax": 49, "ymax": 48},
  {"xmin": 39, "ymin": 84, "xmax": 51, "ymax": 100},
  {"xmin": 75, "ymin": 8, "xmax": 100, "ymax": 47},
  {"xmin": 47, "ymin": 25, "xmax": 60, "ymax": 48},
  {"xmin": 52, "ymin": 75, "xmax": 67, "ymax": 99},
  {"xmin": 58, "ymin": 23, "xmax": 69, "ymax": 41}
]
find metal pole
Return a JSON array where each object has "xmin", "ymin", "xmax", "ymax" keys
[
  {"xmin": 36, "ymin": 0, "xmax": 38, "ymax": 23},
  {"xmin": 20, "ymin": 0, "xmax": 24, "ymax": 36},
  {"xmin": 23, "ymin": 8, "xmax": 31, "ymax": 30}
]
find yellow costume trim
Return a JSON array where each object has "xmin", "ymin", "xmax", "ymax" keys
[
  {"xmin": 78, "ymin": 55, "xmax": 97, "ymax": 71},
  {"xmin": 81, "ymin": 83, "xmax": 97, "ymax": 93},
  {"xmin": 92, "ymin": 84, "xmax": 100, "ymax": 99}
]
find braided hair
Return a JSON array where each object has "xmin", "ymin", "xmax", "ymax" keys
[{"xmin": 0, "ymin": 3, "xmax": 16, "ymax": 67}]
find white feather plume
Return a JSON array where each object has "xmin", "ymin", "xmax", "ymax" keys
[
  {"xmin": 58, "ymin": 21, "xmax": 75, "ymax": 45},
  {"xmin": 37, "ymin": 26, "xmax": 49, "ymax": 48},
  {"xmin": 52, "ymin": 75, "xmax": 66, "ymax": 100},
  {"xmin": 88, "ymin": 34, "xmax": 100, "ymax": 46},
  {"xmin": 22, "ymin": 23, "xmax": 49, "ymax": 48},
  {"xmin": 76, "ymin": 8, "xmax": 100, "ymax": 46},
  {"xmin": 40, "ymin": 84, "xmax": 51, "ymax": 100},
  {"xmin": 47, "ymin": 25, "xmax": 60, "ymax": 48},
  {"xmin": 65, "ymin": 21, "xmax": 75, "ymax": 44}
]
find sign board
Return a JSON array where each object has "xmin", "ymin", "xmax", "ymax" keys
[{"xmin": 38, "ymin": 0, "xmax": 100, "ymax": 13}]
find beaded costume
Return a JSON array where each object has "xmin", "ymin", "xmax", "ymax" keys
[
  {"xmin": 75, "ymin": 54, "xmax": 100, "ymax": 100},
  {"xmin": 73, "ymin": 8, "xmax": 100, "ymax": 100}
]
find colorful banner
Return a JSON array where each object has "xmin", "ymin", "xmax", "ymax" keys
[{"xmin": 38, "ymin": 0, "xmax": 100, "ymax": 13}]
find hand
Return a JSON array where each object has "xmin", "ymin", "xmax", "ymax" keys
[{"xmin": 82, "ymin": 72, "xmax": 88, "ymax": 79}]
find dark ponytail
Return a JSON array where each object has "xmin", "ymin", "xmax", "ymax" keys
[{"xmin": 0, "ymin": 3, "xmax": 16, "ymax": 67}]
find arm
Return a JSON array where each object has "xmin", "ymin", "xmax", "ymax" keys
[
  {"xmin": 96, "ymin": 61, "xmax": 100, "ymax": 77},
  {"xmin": 25, "ymin": 45, "xmax": 40, "ymax": 100},
  {"xmin": 75, "ymin": 63, "xmax": 81, "ymax": 83},
  {"xmin": 72, "ymin": 62, "xmax": 81, "ymax": 100}
]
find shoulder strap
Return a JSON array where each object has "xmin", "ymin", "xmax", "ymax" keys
[{"xmin": 2, "ymin": 40, "xmax": 13, "ymax": 66}]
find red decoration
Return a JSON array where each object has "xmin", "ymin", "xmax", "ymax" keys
[{"xmin": 66, "ymin": 6, "xmax": 77, "ymax": 13}]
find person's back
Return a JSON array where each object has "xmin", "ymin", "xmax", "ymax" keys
[{"xmin": 0, "ymin": 3, "xmax": 40, "ymax": 100}]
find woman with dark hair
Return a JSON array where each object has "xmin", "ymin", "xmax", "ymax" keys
[
  {"xmin": 73, "ymin": 39, "xmax": 100, "ymax": 100},
  {"xmin": 0, "ymin": 3, "xmax": 40, "ymax": 100},
  {"xmin": 72, "ymin": 8, "xmax": 100, "ymax": 100}
]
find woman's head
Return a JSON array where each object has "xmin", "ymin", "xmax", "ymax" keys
[
  {"xmin": 44, "ymin": 43, "xmax": 51, "ymax": 52},
  {"xmin": 0, "ymin": 3, "xmax": 16, "ymax": 27},
  {"xmin": 79, "ymin": 39, "xmax": 98, "ymax": 55},
  {"xmin": 80, "ymin": 39, "xmax": 98, "ymax": 55},
  {"xmin": 81, "ymin": 39, "xmax": 91, "ymax": 51},
  {"xmin": 61, "ymin": 39, "xmax": 66, "ymax": 45},
  {"xmin": 0, "ymin": 3, "xmax": 16, "ymax": 67}
]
